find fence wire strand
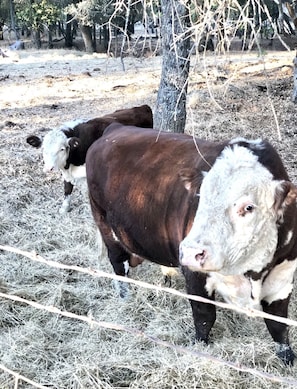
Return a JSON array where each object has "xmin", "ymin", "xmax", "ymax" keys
[
  {"xmin": 1, "ymin": 244, "xmax": 297, "ymax": 388},
  {"xmin": 1, "ymin": 244, "xmax": 297, "ymax": 327}
]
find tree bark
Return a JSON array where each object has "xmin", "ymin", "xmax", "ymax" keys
[
  {"xmin": 65, "ymin": 14, "xmax": 73, "ymax": 48},
  {"xmin": 32, "ymin": 29, "xmax": 41, "ymax": 49},
  {"xmin": 292, "ymin": 55, "xmax": 297, "ymax": 103},
  {"xmin": 80, "ymin": 24, "xmax": 94, "ymax": 53},
  {"xmin": 154, "ymin": 0, "xmax": 191, "ymax": 133},
  {"xmin": 9, "ymin": 0, "xmax": 20, "ymax": 39}
]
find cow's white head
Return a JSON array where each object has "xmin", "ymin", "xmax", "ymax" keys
[
  {"xmin": 26, "ymin": 119, "xmax": 85, "ymax": 173},
  {"xmin": 42, "ymin": 129, "xmax": 70, "ymax": 173},
  {"xmin": 179, "ymin": 144, "xmax": 297, "ymax": 276}
]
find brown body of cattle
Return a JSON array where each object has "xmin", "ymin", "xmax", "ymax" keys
[
  {"xmin": 86, "ymin": 123, "xmax": 297, "ymax": 365},
  {"xmin": 26, "ymin": 105, "xmax": 153, "ymax": 213}
]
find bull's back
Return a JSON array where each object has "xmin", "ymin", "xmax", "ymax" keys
[
  {"xmin": 86, "ymin": 125, "xmax": 226, "ymax": 264},
  {"xmin": 101, "ymin": 104, "xmax": 153, "ymax": 129}
]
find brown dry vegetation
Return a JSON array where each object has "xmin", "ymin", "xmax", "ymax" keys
[{"xmin": 1, "ymin": 45, "xmax": 297, "ymax": 388}]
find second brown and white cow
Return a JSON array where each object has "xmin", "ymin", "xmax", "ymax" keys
[
  {"xmin": 86, "ymin": 123, "xmax": 297, "ymax": 365},
  {"xmin": 26, "ymin": 105, "xmax": 153, "ymax": 213}
]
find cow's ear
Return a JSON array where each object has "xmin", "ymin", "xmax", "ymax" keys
[
  {"xmin": 26, "ymin": 135, "xmax": 42, "ymax": 148},
  {"xmin": 179, "ymin": 168, "xmax": 200, "ymax": 191},
  {"xmin": 68, "ymin": 137, "xmax": 80, "ymax": 150},
  {"xmin": 274, "ymin": 181, "xmax": 297, "ymax": 215}
]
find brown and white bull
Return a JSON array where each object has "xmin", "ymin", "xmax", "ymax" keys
[
  {"xmin": 26, "ymin": 105, "xmax": 153, "ymax": 213},
  {"xmin": 86, "ymin": 123, "xmax": 297, "ymax": 365}
]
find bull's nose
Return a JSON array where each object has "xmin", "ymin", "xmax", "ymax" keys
[
  {"xmin": 43, "ymin": 166, "xmax": 54, "ymax": 173},
  {"xmin": 179, "ymin": 242, "xmax": 207, "ymax": 268},
  {"xmin": 195, "ymin": 249, "xmax": 206, "ymax": 264}
]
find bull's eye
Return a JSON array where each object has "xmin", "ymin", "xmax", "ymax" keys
[
  {"xmin": 235, "ymin": 201, "xmax": 255, "ymax": 217},
  {"xmin": 245, "ymin": 204, "xmax": 254, "ymax": 212}
]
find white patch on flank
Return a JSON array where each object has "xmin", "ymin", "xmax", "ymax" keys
[
  {"xmin": 61, "ymin": 164, "xmax": 86, "ymax": 185},
  {"xmin": 261, "ymin": 259, "xmax": 297, "ymax": 304},
  {"xmin": 111, "ymin": 229, "xmax": 120, "ymax": 242},
  {"xmin": 124, "ymin": 260, "xmax": 129, "ymax": 276},
  {"xmin": 283, "ymin": 230, "xmax": 293, "ymax": 247}
]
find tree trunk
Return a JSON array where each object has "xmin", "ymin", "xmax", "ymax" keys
[
  {"xmin": 9, "ymin": 0, "xmax": 20, "ymax": 39},
  {"xmin": 48, "ymin": 26, "xmax": 53, "ymax": 49},
  {"xmin": 285, "ymin": 2, "xmax": 297, "ymax": 32},
  {"xmin": 154, "ymin": 0, "xmax": 191, "ymax": 133},
  {"xmin": 292, "ymin": 55, "xmax": 297, "ymax": 103},
  {"xmin": 80, "ymin": 24, "xmax": 94, "ymax": 53},
  {"xmin": 102, "ymin": 25, "xmax": 109, "ymax": 51},
  {"xmin": 32, "ymin": 29, "xmax": 41, "ymax": 49},
  {"xmin": 65, "ymin": 14, "xmax": 73, "ymax": 48},
  {"xmin": 278, "ymin": 2, "xmax": 285, "ymax": 34}
]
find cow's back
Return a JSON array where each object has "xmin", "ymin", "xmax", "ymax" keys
[
  {"xmin": 65, "ymin": 105, "xmax": 154, "ymax": 166},
  {"xmin": 86, "ymin": 124, "xmax": 227, "ymax": 265},
  {"xmin": 102, "ymin": 104, "xmax": 153, "ymax": 129}
]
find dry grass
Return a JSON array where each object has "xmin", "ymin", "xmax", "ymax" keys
[{"xmin": 1, "ymin": 46, "xmax": 297, "ymax": 388}]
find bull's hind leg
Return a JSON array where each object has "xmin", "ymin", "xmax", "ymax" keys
[
  {"xmin": 90, "ymin": 202, "xmax": 131, "ymax": 298},
  {"xmin": 106, "ymin": 242, "xmax": 131, "ymax": 298},
  {"xmin": 182, "ymin": 267, "xmax": 216, "ymax": 343}
]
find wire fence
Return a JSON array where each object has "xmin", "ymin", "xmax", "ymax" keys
[{"xmin": 1, "ymin": 244, "xmax": 297, "ymax": 388}]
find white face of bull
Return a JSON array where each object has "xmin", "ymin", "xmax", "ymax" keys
[
  {"xmin": 40, "ymin": 119, "xmax": 86, "ymax": 173},
  {"xmin": 179, "ymin": 145, "xmax": 295, "ymax": 276},
  {"xmin": 42, "ymin": 129, "xmax": 70, "ymax": 173}
]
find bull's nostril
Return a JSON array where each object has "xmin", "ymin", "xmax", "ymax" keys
[{"xmin": 195, "ymin": 250, "xmax": 206, "ymax": 264}]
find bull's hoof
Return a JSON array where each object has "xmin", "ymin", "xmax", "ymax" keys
[
  {"xmin": 163, "ymin": 275, "xmax": 172, "ymax": 287},
  {"xmin": 276, "ymin": 343, "xmax": 295, "ymax": 366},
  {"xmin": 59, "ymin": 205, "xmax": 71, "ymax": 214},
  {"xmin": 195, "ymin": 333, "xmax": 209, "ymax": 345}
]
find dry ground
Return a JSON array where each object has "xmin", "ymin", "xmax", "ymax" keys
[{"xmin": 1, "ymin": 45, "xmax": 297, "ymax": 388}]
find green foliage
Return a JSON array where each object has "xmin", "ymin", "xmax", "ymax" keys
[
  {"xmin": 66, "ymin": 0, "xmax": 98, "ymax": 26},
  {"xmin": 16, "ymin": 0, "xmax": 60, "ymax": 30},
  {"xmin": 66, "ymin": 0, "xmax": 144, "ymax": 28},
  {"xmin": 0, "ymin": 0, "xmax": 10, "ymax": 23}
]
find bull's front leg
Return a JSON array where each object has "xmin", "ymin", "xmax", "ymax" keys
[
  {"xmin": 182, "ymin": 267, "xmax": 216, "ymax": 343},
  {"xmin": 59, "ymin": 180, "xmax": 74, "ymax": 213},
  {"xmin": 262, "ymin": 297, "xmax": 295, "ymax": 366},
  {"xmin": 261, "ymin": 258, "xmax": 297, "ymax": 365}
]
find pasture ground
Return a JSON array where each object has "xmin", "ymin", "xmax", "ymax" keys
[{"xmin": 1, "ymin": 45, "xmax": 297, "ymax": 388}]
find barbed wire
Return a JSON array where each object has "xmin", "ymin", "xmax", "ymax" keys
[
  {"xmin": 0, "ymin": 363, "xmax": 49, "ymax": 389},
  {"xmin": 1, "ymin": 245, "xmax": 297, "ymax": 327},
  {"xmin": 1, "ymin": 244, "xmax": 297, "ymax": 388},
  {"xmin": 1, "ymin": 291, "xmax": 297, "ymax": 387}
]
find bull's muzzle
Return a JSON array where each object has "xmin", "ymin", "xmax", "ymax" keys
[
  {"xmin": 43, "ymin": 165, "xmax": 55, "ymax": 173},
  {"xmin": 179, "ymin": 241, "xmax": 207, "ymax": 269}
]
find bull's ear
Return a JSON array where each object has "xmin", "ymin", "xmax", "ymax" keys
[
  {"xmin": 274, "ymin": 181, "xmax": 297, "ymax": 215},
  {"xmin": 68, "ymin": 137, "xmax": 80, "ymax": 149},
  {"xmin": 26, "ymin": 135, "xmax": 42, "ymax": 148},
  {"xmin": 179, "ymin": 168, "xmax": 200, "ymax": 191}
]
